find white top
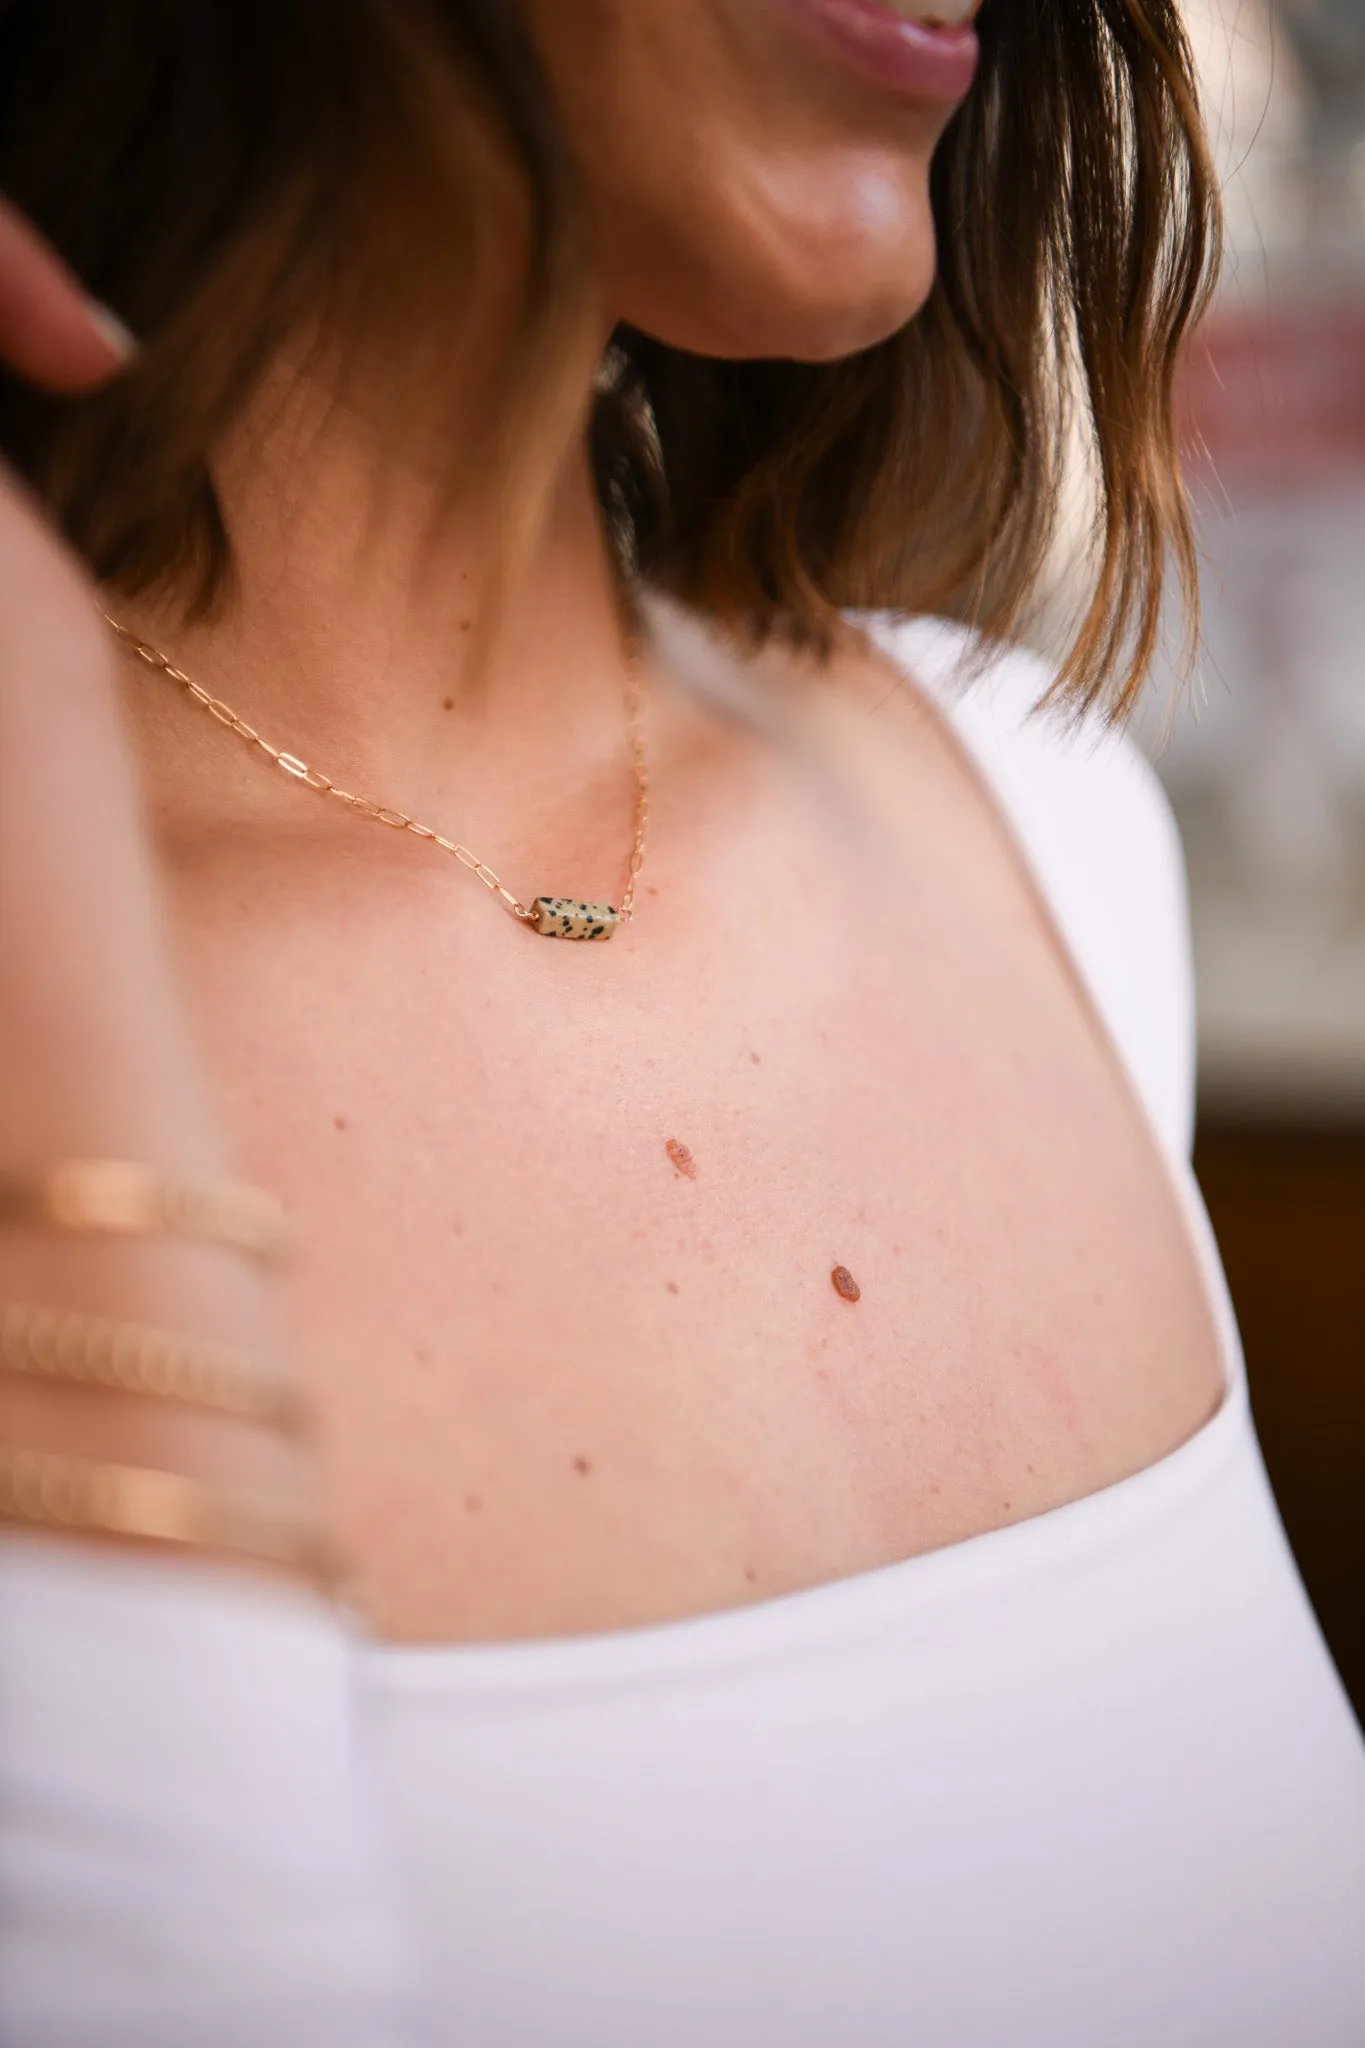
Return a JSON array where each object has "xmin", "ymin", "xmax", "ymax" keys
[{"xmin": 3, "ymin": 622, "xmax": 1364, "ymax": 2046}]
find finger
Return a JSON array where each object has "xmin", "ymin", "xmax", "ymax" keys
[{"xmin": 0, "ymin": 195, "xmax": 135, "ymax": 390}]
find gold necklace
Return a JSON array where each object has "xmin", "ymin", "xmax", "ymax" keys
[{"xmin": 105, "ymin": 615, "xmax": 649, "ymax": 940}]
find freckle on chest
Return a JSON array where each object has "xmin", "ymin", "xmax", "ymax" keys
[{"xmin": 665, "ymin": 1138, "xmax": 697, "ymax": 1179}]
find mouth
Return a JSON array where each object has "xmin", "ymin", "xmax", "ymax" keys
[{"xmin": 777, "ymin": 0, "xmax": 982, "ymax": 105}]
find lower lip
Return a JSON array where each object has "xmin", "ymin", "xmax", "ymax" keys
[{"xmin": 778, "ymin": 0, "xmax": 979, "ymax": 103}]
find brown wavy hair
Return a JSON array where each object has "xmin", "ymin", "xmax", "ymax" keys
[{"xmin": 0, "ymin": 0, "xmax": 1219, "ymax": 715}]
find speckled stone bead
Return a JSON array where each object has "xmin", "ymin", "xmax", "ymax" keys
[{"xmin": 531, "ymin": 897, "xmax": 619, "ymax": 940}]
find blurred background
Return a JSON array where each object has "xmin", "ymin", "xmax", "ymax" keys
[{"xmin": 1134, "ymin": 0, "xmax": 1365, "ymax": 1721}]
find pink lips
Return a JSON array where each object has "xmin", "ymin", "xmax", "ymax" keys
[{"xmin": 779, "ymin": 0, "xmax": 979, "ymax": 103}]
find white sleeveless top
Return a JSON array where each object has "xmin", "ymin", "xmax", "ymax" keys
[
  {"xmin": 358, "ymin": 623, "xmax": 1365, "ymax": 2046},
  {"xmin": 3, "ymin": 624, "xmax": 1363, "ymax": 2047}
]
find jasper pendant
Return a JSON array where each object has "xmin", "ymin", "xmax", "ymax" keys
[{"xmin": 531, "ymin": 897, "xmax": 619, "ymax": 941}]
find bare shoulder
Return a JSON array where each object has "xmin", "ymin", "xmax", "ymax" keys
[
  {"xmin": 810, "ymin": 614, "xmax": 1198, "ymax": 1164},
  {"xmin": 655, "ymin": 601, "xmax": 1196, "ymax": 1160},
  {"xmin": 828, "ymin": 613, "xmax": 1181, "ymax": 847}
]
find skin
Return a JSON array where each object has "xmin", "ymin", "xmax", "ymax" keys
[
  {"xmin": 0, "ymin": 199, "xmax": 306, "ymax": 1554},
  {"xmin": 15, "ymin": 5, "xmax": 1224, "ymax": 1641},
  {"xmin": 526, "ymin": 0, "xmax": 951, "ymax": 356}
]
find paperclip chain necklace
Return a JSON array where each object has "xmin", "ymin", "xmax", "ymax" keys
[{"xmin": 104, "ymin": 615, "xmax": 649, "ymax": 941}]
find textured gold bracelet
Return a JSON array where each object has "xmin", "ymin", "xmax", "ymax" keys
[
  {"xmin": 0, "ymin": 1159, "xmax": 289, "ymax": 1265},
  {"xmin": 0, "ymin": 1445, "xmax": 336, "ymax": 1588},
  {"xmin": 0, "ymin": 1303, "xmax": 306, "ymax": 1433}
]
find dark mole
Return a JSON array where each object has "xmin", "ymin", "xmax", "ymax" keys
[
  {"xmin": 333, "ymin": 1114, "xmax": 348, "ymax": 1132},
  {"xmin": 464, "ymin": 1493, "xmax": 483, "ymax": 1512},
  {"xmin": 831, "ymin": 1264, "xmax": 862, "ymax": 1303},
  {"xmin": 743, "ymin": 1567, "xmax": 758, "ymax": 1584},
  {"xmin": 459, "ymin": 619, "xmax": 472, "ymax": 633},
  {"xmin": 442, "ymin": 697, "xmax": 454, "ymax": 711},
  {"xmin": 665, "ymin": 1137, "xmax": 697, "ymax": 1179},
  {"xmin": 573, "ymin": 1455, "xmax": 593, "ymax": 1477},
  {"xmin": 666, "ymin": 1280, "xmax": 680, "ymax": 1295}
]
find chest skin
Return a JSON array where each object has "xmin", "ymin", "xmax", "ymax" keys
[{"xmin": 149, "ymin": 662, "xmax": 1225, "ymax": 1642}]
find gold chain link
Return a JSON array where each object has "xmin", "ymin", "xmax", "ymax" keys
[{"xmin": 104, "ymin": 615, "xmax": 650, "ymax": 929}]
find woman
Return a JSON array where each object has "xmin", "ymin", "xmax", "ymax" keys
[{"xmin": 0, "ymin": 1, "xmax": 1362, "ymax": 2042}]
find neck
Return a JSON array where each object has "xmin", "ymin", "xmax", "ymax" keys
[{"xmin": 112, "ymin": 352, "xmax": 643, "ymax": 880}]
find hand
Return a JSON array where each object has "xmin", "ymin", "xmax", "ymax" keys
[{"xmin": 0, "ymin": 194, "xmax": 133, "ymax": 390}]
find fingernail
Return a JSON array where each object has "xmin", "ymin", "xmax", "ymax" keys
[{"xmin": 86, "ymin": 301, "xmax": 138, "ymax": 363}]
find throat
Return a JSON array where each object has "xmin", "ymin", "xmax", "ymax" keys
[{"xmin": 108, "ymin": 401, "xmax": 650, "ymax": 922}]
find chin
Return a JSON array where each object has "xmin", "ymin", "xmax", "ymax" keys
[
  {"xmin": 711, "ymin": 239, "xmax": 937, "ymax": 363},
  {"xmin": 611, "ymin": 184, "xmax": 939, "ymax": 365},
  {"xmin": 534, "ymin": 0, "xmax": 956, "ymax": 367}
]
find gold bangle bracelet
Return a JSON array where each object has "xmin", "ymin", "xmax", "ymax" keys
[
  {"xmin": 0, "ymin": 1303, "xmax": 306, "ymax": 1434},
  {"xmin": 0, "ymin": 1159, "xmax": 290, "ymax": 1266},
  {"xmin": 0, "ymin": 1445, "xmax": 336, "ymax": 1589}
]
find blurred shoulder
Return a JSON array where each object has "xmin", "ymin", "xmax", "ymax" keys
[{"xmin": 863, "ymin": 614, "xmax": 1197, "ymax": 1162}]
